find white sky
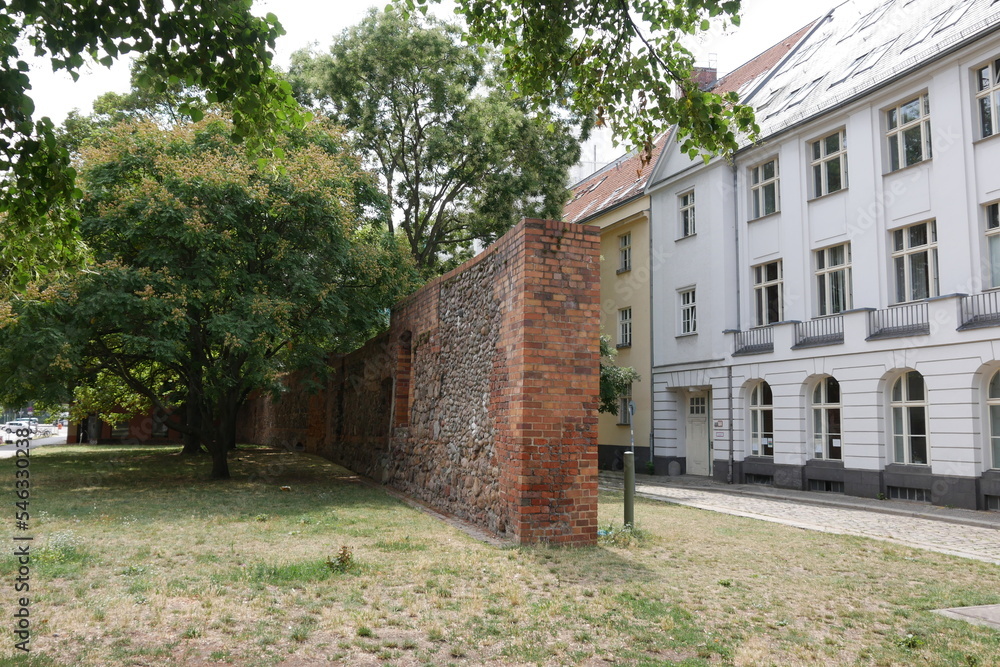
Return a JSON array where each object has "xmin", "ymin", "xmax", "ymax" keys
[{"xmin": 24, "ymin": 0, "xmax": 829, "ymax": 171}]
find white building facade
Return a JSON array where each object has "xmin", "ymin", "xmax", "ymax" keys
[{"xmin": 647, "ymin": 0, "xmax": 1000, "ymax": 510}]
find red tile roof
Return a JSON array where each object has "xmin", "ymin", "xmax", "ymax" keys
[
  {"xmin": 563, "ymin": 22, "xmax": 815, "ymax": 224},
  {"xmin": 563, "ymin": 132, "xmax": 670, "ymax": 224},
  {"xmin": 711, "ymin": 21, "xmax": 816, "ymax": 96}
]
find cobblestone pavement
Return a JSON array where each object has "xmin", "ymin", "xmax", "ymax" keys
[{"xmin": 599, "ymin": 472, "xmax": 1000, "ymax": 565}]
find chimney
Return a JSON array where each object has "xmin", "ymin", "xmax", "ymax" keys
[
  {"xmin": 675, "ymin": 66, "xmax": 719, "ymax": 98},
  {"xmin": 690, "ymin": 66, "xmax": 718, "ymax": 91}
]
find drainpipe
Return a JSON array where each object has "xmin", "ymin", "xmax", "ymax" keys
[
  {"xmin": 647, "ymin": 204, "xmax": 655, "ymax": 469},
  {"xmin": 727, "ymin": 366, "xmax": 734, "ymax": 484},
  {"xmin": 727, "ymin": 162, "xmax": 740, "ymax": 484}
]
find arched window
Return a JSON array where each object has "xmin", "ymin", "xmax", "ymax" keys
[
  {"xmin": 988, "ymin": 371, "xmax": 1000, "ymax": 470},
  {"xmin": 890, "ymin": 371, "xmax": 928, "ymax": 464},
  {"xmin": 749, "ymin": 381, "xmax": 774, "ymax": 456},
  {"xmin": 812, "ymin": 377, "xmax": 842, "ymax": 460}
]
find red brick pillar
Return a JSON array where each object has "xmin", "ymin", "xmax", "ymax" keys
[{"xmin": 501, "ymin": 219, "xmax": 601, "ymax": 546}]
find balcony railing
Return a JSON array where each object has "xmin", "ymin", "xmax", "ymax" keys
[
  {"xmin": 733, "ymin": 326, "xmax": 773, "ymax": 355},
  {"xmin": 959, "ymin": 291, "xmax": 1000, "ymax": 329},
  {"xmin": 867, "ymin": 302, "xmax": 929, "ymax": 340},
  {"xmin": 793, "ymin": 316, "xmax": 844, "ymax": 348}
]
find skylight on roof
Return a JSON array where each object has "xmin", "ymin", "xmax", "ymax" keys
[
  {"xmin": 839, "ymin": 0, "xmax": 893, "ymax": 43},
  {"xmin": 934, "ymin": 0, "xmax": 970, "ymax": 34},
  {"xmin": 905, "ymin": 10, "xmax": 946, "ymax": 50},
  {"xmin": 617, "ymin": 181, "xmax": 640, "ymax": 199},
  {"xmin": 790, "ymin": 34, "xmax": 830, "ymax": 69},
  {"xmin": 753, "ymin": 85, "xmax": 787, "ymax": 112},
  {"xmin": 832, "ymin": 37, "xmax": 898, "ymax": 86},
  {"xmin": 854, "ymin": 37, "xmax": 897, "ymax": 76},
  {"xmin": 858, "ymin": 1, "xmax": 892, "ymax": 31},
  {"xmin": 571, "ymin": 199, "xmax": 597, "ymax": 222},
  {"xmin": 782, "ymin": 77, "xmax": 824, "ymax": 111},
  {"xmin": 906, "ymin": 1, "xmax": 970, "ymax": 50}
]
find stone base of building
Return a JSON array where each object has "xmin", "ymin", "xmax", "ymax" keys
[
  {"xmin": 596, "ymin": 448, "xmax": 689, "ymax": 476},
  {"xmin": 598, "ymin": 445, "xmax": 651, "ymax": 471},
  {"xmin": 711, "ymin": 459, "xmax": 992, "ymax": 511},
  {"xmin": 651, "ymin": 455, "xmax": 686, "ymax": 476}
]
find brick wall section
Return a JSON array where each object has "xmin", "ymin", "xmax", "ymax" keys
[{"xmin": 238, "ymin": 219, "xmax": 601, "ymax": 545}]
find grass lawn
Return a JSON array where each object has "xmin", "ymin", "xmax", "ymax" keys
[{"xmin": 1, "ymin": 444, "xmax": 998, "ymax": 666}]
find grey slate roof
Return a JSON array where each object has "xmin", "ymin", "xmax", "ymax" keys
[{"xmin": 746, "ymin": 0, "xmax": 1000, "ymax": 142}]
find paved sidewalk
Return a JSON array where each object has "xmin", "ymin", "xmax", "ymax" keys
[{"xmin": 599, "ymin": 471, "xmax": 1000, "ymax": 565}]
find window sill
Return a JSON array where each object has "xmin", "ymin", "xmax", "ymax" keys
[
  {"xmin": 676, "ymin": 232, "xmax": 697, "ymax": 241},
  {"xmin": 748, "ymin": 211, "xmax": 780, "ymax": 223},
  {"xmin": 972, "ymin": 132, "xmax": 1000, "ymax": 147},
  {"xmin": 883, "ymin": 158, "xmax": 931, "ymax": 177},
  {"xmin": 676, "ymin": 332, "xmax": 697, "ymax": 338},
  {"xmin": 616, "ymin": 344, "xmax": 632, "ymax": 349},
  {"xmin": 807, "ymin": 187, "xmax": 848, "ymax": 203},
  {"xmin": 616, "ymin": 267, "xmax": 631, "ymax": 275}
]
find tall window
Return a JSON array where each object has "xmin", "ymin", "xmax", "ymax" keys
[
  {"xmin": 891, "ymin": 371, "xmax": 929, "ymax": 465},
  {"xmin": 618, "ymin": 387, "xmax": 632, "ymax": 426},
  {"xmin": 679, "ymin": 190, "xmax": 696, "ymax": 237},
  {"xmin": 886, "ymin": 94, "xmax": 931, "ymax": 172},
  {"xmin": 618, "ymin": 308, "xmax": 632, "ymax": 347},
  {"xmin": 986, "ymin": 203, "xmax": 1000, "ymax": 288},
  {"xmin": 812, "ymin": 377, "xmax": 842, "ymax": 460},
  {"xmin": 749, "ymin": 381, "xmax": 774, "ymax": 457},
  {"xmin": 975, "ymin": 57, "xmax": 1000, "ymax": 139},
  {"xmin": 618, "ymin": 232, "xmax": 632, "ymax": 272},
  {"xmin": 811, "ymin": 130, "xmax": 847, "ymax": 197},
  {"xmin": 753, "ymin": 260, "xmax": 783, "ymax": 326},
  {"xmin": 680, "ymin": 288, "xmax": 697, "ymax": 334},
  {"xmin": 750, "ymin": 158, "xmax": 779, "ymax": 219},
  {"xmin": 892, "ymin": 221, "xmax": 938, "ymax": 302},
  {"xmin": 988, "ymin": 371, "xmax": 1000, "ymax": 469},
  {"xmin": 816, "ymin": 244, "xmax": 853, "ymax": 315}
]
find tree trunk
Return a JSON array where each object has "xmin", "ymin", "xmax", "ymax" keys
[
  {"xmin": 181, "ymin": 432, "xmax": 205, "ymax": 455},
  {"xmin": 180, "ymin": 388, "xmax": 205, "ymax": 455},
  {"xmin": 209, "ymin": 439, "xmax": 230, "ymax": 479},
  {"xmin": 209, "ymin": 406, "xmax": 236, "ymax": 479}
]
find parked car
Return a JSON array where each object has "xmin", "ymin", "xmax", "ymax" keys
[{"xmin": 3, "ymin": 421, "xmax": 35, "ymax": 435}]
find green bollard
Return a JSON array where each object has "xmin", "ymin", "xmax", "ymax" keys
[{"xmin": 623, "ymin": 451, "xmax": 635, "ymax": 528}]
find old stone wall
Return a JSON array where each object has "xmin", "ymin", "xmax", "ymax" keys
[{"xmin": 238, "ymin": 219, "xmax": 601, "ymax": 545}]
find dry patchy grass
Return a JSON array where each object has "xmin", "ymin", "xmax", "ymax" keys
[{"xmin": 0, "ymin": 444, "xmax": 998, "ymax": 666}]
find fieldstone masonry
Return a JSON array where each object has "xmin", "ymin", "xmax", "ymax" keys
[{"xmin": 238, "ymin": 219, "xmax": 601, "ymax": 545}]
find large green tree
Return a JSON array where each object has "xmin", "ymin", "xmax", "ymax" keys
[
  {"xmin": 291, "ymin": 9, "xmax": 582, "ymax": 275},
  {"xmin": 0, "ymin": 116, "xmax": 416, "ymax": 478},
  {"xmin": 0, "ymin": 0, "xmax": 308, "ymax": 287},
  {"xmin": 411, "ymin": 0, "xmax": 756, "ymax": 162}
]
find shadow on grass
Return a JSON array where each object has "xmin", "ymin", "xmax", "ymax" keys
[
  {"xmin": 26, "ymin": 445, "xmax": 672, "ymax": 584},
  {"xmin": 28, "ymin": 444, "xmax": 404, "ymax": 524}
]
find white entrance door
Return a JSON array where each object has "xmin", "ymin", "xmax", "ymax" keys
[{"xmin": 686, "ymin": 391, "xmax": 712, "ymax": 476}]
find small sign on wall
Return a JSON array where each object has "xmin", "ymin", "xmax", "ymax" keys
[
  {"xmin": 714, "ymin": 431, "xmax": 726, "ymax": 439},
  {"xmin": 713, "ymin": 419, "xmax": 725, "ymax": 428}
]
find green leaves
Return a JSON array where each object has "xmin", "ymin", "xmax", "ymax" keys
[
  {"xmin": 0, "ymin": 0, "xmax": 308, "ymax": 287},
  {"xmin": 599, "ymin": 336, "xmax": 640, "ymax": 415},
  {"xmin": 0, "ymin": 114, "xmax": 418, "ymax": 475},
  {"xmin": 403, "ymin": 0, "xmax": 756, "ymax": 162},
  {"xmin": 290, "ymin": 7, "xmax": 580, "ymax": 276}
]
